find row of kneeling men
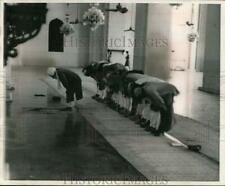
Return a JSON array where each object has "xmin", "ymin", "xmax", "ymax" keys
[{"xmin": 82, "ymin": 61, "xmax": 179, "ymax": 136}]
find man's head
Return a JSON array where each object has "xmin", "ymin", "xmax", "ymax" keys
[
  {"xmin": 47, "ymin": 67, "xmax": 56, "ymax": 79},
  {"xmin": 82, "ymin": 62, "xmax": 96, "ymax": 77}
]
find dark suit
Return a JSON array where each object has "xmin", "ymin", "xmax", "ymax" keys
[
  {"xmin": 56, "ymin": 68, "xmax": 83, "ymax": 102},
  {"xmin": 141, "ymin": 82, "xmax": 179, "ymax": 132}
]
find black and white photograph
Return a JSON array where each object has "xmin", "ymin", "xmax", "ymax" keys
[{"xmin": 0, "ymin": 1, "xmax": 224, "ymax": 185}]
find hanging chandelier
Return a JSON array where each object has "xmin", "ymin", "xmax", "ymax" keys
[
  {"xmin": 59, "ymin": 23, "xmax": 75, "ymax": 35},
  {"xmin": 61, "ymin": 3, "xmax": 105, "ymax": 32},
  {"xmin": 4, "ymin": 3, "xmax": 48, "ymax": 65},
  {"xmin": 82, "ymin": 4, "xmax": 105, "ymax": 31}
]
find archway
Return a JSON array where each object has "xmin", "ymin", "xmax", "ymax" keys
[{"xmin": 48, "ymin": 18, "xmax": 64, "ymax": 52}]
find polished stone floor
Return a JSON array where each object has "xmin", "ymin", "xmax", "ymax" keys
[
  {"xmin": 3, "ymin": 66, "xmax": 219, "ymax": 181},
  {"xmin": 70, "ymin": 67, "xmax": 219, "ymax": 161},
  {"xmin": 168, "ymin": 70, "xmax": 219, "ymax": 131},
  {"xmin": 5, "ymin": 67, "xmax": 147, "ymax": 180},
  {"xmin": 168, "ymin": 70, "xmax": 219, "ymax": 161}
]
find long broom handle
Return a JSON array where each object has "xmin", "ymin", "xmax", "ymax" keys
[
  {"xmin": 164, "ymin": 132, "xmax": 188, "ymax": 149},
  {"xmin": 164, "ymin": 132, "xmax": 201, "ymax": 152}
]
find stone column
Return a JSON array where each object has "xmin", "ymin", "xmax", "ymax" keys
[
  {"xmin": 133, "ymin": 4, "xmax": 148, "ymax": 71},
  {"xmin": 89, "ymin": 4, "xmax": 109, "ymax": 63},
  {"xmin": 144, "ymin": 4, "xmax": 172, "ymax": 80},
  {"xmin": 199, "ymin": 5, "xmax": 220, "ymax": 94}
]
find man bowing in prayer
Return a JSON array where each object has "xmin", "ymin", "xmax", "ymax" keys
[{"xmin": 47, "ymin": 67, "xmax": 83, "ymax": 109}]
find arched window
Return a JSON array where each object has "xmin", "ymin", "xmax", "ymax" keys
[{"xmin": 48, "ymin": 18, "xmax": 64, "ymax": 52}]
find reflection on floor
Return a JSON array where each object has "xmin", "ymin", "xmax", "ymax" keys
[
  {"xmin": 168, "ymin": 70, "xmax": 219, "ymax": 131},
  {"xmin": 167, "ymin": 70, "xmax": 219, "ymax": 161},
  {"xmin": 69, "ymin": 67, "xmax": 219, "ymax": 161},
  {"xmin": 4, "ymin": 66, "xmax": 219, "ymax": 181},
  {"xmin": 5, "ymin": 66, "xmax": 147, "ymax": 180}
]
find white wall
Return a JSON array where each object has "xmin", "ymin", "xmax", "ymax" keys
[
  {"xmin": 107, "ymin": 3, "xmax": 136, "ymax": 68},
  {"xmin": 12, "ymin": 3, "xmax": 90, "ymax": 67},
  {"xmin": 169, "ymin": 4, "xmax": 193, "ymax": 70}
]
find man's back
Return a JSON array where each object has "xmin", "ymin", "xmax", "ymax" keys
[{"xmin": 56, "ymin": 68, "xmax": 81, "ymax": 89}]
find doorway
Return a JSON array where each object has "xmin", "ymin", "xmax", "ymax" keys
[
  {"xmin": 169, "ymin": 4, "xmax": 199, "ymax": 71},
  {"xmin": 107, "ymin": 3, "xmax": 136, "ymax": 69}
]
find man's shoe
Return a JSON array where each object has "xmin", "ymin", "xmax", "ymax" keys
[
  {"xmin": 140, "ymin": 120, "xmax": 149, "ymax": 128},
  {"xmin": 152, "ymin": 130, "xmax": 162, "ymax": 136}
]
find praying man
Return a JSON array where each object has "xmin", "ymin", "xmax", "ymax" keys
[{"xmin": 47, "ymin": 67, "xmax": 83, "ymax": 109}]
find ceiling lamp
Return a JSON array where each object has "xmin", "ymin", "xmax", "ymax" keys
[
  {"xmin": 105, "ymin": 3, "xmax": 128, "ymax": 14},
  {"xmin": 60, "ymin": 3, "xmax": 75, "ymax": 35},
  {"xmin": 124, "ymin": 4, "xmax": 135, "ymax": 32},
  {"xmin": 169, "ymin": 3, "xmax": 182, "ymax": 9}
]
